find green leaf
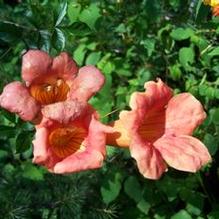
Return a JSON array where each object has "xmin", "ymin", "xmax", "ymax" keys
[
  {"xmin": 22, "ymin": 163, "xmax": 44, "ymax": 181},
  {"xmin": 180, "ymin": 189, "xmax": 204, "ymax": 216},
  {"xmin": 137, "ymin": 198, "xmax": 151, "ymax": 215},
  {"xmin": 212, "ymin": 108, "xmax": 219, "ymax": 125},
  {"xmin": 156, "ymin": 176, "xmax": 180, "ymax": 201},
  {"xmin": 186, "ymin": 193, "xmax": 204, "ymax": 216},
  {"xmin": 171, "ymin": 210, "xmax": 192, "ymax": 219},
  {"xmin": 39, "ymin": 30, "xmax": 51, "ymax": 52},
  {"xmin": 208, "ymin": 210, "xmax": 219, "ymax": 219},
  {"xmin": 140, "ymin": 39, "xmax": 155, "ymax": 57},
  {"xmin": 199, "ymin": 84, "xmax": 208, "ymax": 96},
  {"xmin": 195, "ymin": 0, "xmax": 204, "ymax": 19},
  {"xmin": 86, "ymin": 52, "xmax": 101, "ymax": 65},
  {"xmin": 67, "ymin": 22, "xmax": 91, "ymax": 36},
  {"xmin": 90, "ymin": 74, "xmax": 113, "ymax": 122},
  {"xmin": 1, "ymin": 109, "xmax": 16, "ymax": 123},
  {"xmin": 0, "ymin": 125, "xmax": 16, "ymax": 138},
  {"xmin": 195, "ymin": 1, "xmax": 210, "ymax": 23},
  {"xmin": 179, "ymin": 47, "xmax": 195, "ymax": 71},
  {"xmin": 169, "ymin": 0, "xmax": 180, "ymax": 8},
  {"xmin": 208, "ymin": 47, "xmax": 219, "ymax": 57},
  {"xmin": 73, "ymin": 44, "xmax": 86, "ymax": 65},
  {"xmin": 168, "ymin": 63, "xmax": 182, "ymax": 80},
  {"xmin": 215, "ymin": 89, "xmax": 219, "ymax": 99},
  {"xmin": 206, "ymin": 87, "xmax": 216, "ymax": 99},
  {"xmin": 170, "ymin": 28, "xmax": 194, "ymax": 41},
  {"xmin": 124, "ymin": 176, "xmax": 142, "ymax": 203},
  {"xmin": 0, "ymin": 21, "xmax": 23, "ymax": 43},
  {"xmin": 97, "ymin": 53, "xmax": 115, "ymax": 74},
  {"xmin": 53, "ymin": 28, "xmax": 65, "ymax": 51},
  {"xmin": 0, "ymin": 149, "xmax": 8, "ymax": 161},
  {"xmin": 79, "ymin": 4, "xmax": 101, "ymax": 29},
  {"xmin": 204, "ymin": 134, "xmax": 218, "ymax": 155},
  {"xmin": 67, "ymin": 2, "xmax": 81, "ymax": 23},
  {"xmin": 115, "ymin": 23, "xmax": 126, "ymax": 33},
  {"xmin": 101, "ymin": 171, "xmax": 124, "ymax": 204},
  {"xmin": 55, "ymin": 1, "xmax": 68, "ymax": 26},
  {"xmin": 16, "ymin": 131, "xmax": 33, "ymax": 153}
]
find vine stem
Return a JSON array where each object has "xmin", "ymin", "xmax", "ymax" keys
[
  {"xmin": 0, "ymin": 20, "xmax": 38, "ymax": 32},
  {"xmin": 196, "ymin": 172, "xmax": 214, "ymax": 206},
  {"xmin": 0, "ymin": 47, "xmax": 12, "ymax": 60}
]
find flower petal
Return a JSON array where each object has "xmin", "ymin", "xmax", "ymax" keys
[
  {"xmin": 165, "ymin": 93, "xmax": 206, "ymax": 136},
  {"xmin": 130, "ymin": 136, "xmax": 167, "ymax": 179},
  {"xmin": 51, "ymin": 52, "xmax": 78, "ymax": 81},
  {"xmin": 42, "ymin": 100, "xmax": 87, "ymax": 124},
  {"xmin": 129, "ymin": 78, "xmax": 173, "ymax": 112},
  {"xmin": 53, "ymin": 114, "xmax": 113, "ymax": 174},
  {"xmin": 85, "ymin": 114, "xmax": 114, "ymax": 152},
  {"xmin": 32, "ymin": 127, "xmax": 49, "ymax": 164},
  {"xmin": 154, "ymin": 135, "xmax": 211, "ymax": 172},
  {"xmin": 34, "ymin": 109, "xmax": 113, "ymax": 174},
  {"xmin": 0, "ymin": 81, "xmax": 40, "ymax": 121},
  {"xmin": 119, "ymin": 79, "xmax": 170, "ymax": 142},
  {"xmin": 53, "ymin": 150, "xmax": 104, "ymax": 174},
  {"xmin": 32, "ymin": 126, "xmax": 62, "ymax": 169},
  {"xmin": 70, "ymin": 65, "xmax": 105, "ymax": 101},
  {"xmin": 106, "ymin": 119, "xmax": 131, "ymax": 148},
  {"xmin": 22, "ymin": 50, "xmax": 52, "ymax": 86}
]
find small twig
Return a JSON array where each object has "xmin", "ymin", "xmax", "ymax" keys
[
  {"xmin": 101, "ymin": 108, "xmax": 121, "ymax": 119},
  {"xmin": 0, "ymin": 47, "xmax": 12, "ymax": 60},
  {"xmin": 199, "ymin": 73, "xmax": 207, "ymax": 85},
  {"xmin": 0, "ymin": 20, "xmax": 38, "ymax": 32},
  {"xmin": 196, "ymin": 172, "xmax": 214, "ymax": 206},
  {"xmin": 200, "ymin": 44, "xmax": 212, "ymax": 56}
]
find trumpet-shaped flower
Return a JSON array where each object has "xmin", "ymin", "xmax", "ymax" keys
[
  {"xmin": 0, "ymin": 50, "xmax": 104, "ymax": 123},
  {"xmin": 107, "ymin": 79, "xmax": 211, "ymax": 179},
  {"xmin": 33, "ymin": 103, "xmax": 113, "ymax": 173}
]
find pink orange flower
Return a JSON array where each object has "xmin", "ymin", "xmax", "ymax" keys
[
  {"xmin": 107, "ymin": 79, "xmax": 211, "ymax": 179},
  {"xmin": 33, "ymin": 104, "xmax": 113, "ymax": 173},
  {"xmin": 0, "ymin": 50, "xmax": 104, "ymax": 123}
]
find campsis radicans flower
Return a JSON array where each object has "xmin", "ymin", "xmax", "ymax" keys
[
  {"xmin": 0, "ymin": 50, "xmax": 104, "ymax": 123},
  {"xmin": 107, "ymin": 79, "xmax": 211, "ymax": 180},
  {"xmin": 203, "ymin": 0, "xmax": 219, "ymax": 16},
  {"xmin": 33, "ymin": 103, "xmax": 113, "ymax": 173}
]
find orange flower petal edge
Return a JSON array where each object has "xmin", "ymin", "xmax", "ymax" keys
[
  {"xmin": 0, "ymin": 81, "xmax": 40, "ymax": 121},
  {"xmin": 106, "ymin": 79, "xmax": 211, "ymax": 180}
]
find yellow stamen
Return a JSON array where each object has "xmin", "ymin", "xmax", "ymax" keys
[
  {"xmin": 49, "ymin": 126, "xmax": 87, "ymax": 158},
  {"xmin": 30, "ymin": 79, "xmax": 70, "ymax": 105}
]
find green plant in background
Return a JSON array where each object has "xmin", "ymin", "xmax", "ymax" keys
[{"xmin": 0, "ymin": 0, "xmax": 219, "ymax": 218}]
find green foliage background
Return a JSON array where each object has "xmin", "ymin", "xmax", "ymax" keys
[{"xmin": 0, "ymin": 0, "xmax": 219, "ymax": 218}]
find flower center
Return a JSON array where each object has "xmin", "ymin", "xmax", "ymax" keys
[
  {"xmin": 30, "ymin": 79, "xmax": 70, "ymax": 105},
  {"xmin": 49, "ymin": 126, "xmax": 87, "ymax": 158},
  {"xmin": 138, "ymin": 110, "xmax": 165, "ymax": 142}
]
